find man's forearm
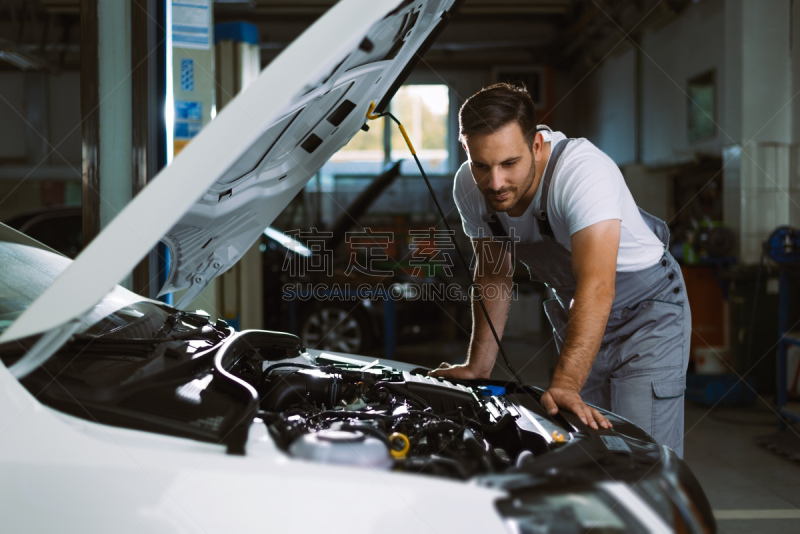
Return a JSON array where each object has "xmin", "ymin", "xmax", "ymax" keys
[
  {"xmin": 428, "ymin": 238, "xmax": 514, "ymax": 381},
  {"xmin": 550, "ymin": 283, "xmax": 614, "ymax": 391},
  {"xmin": 466, "ymin": 279, "xmax": 513, "ymax": 377},
  {"xmin": 540, "ymin": 219, "xmax": 620, "ymax": 428}
]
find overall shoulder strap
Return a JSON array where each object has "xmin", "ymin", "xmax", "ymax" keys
[
  {"xmin": 482, "ymin": 199, "xmax": 509, "ymax": 241},
  {"xmin": 534, "ymin": 139, "xmax": 570, "ymax": 241}
]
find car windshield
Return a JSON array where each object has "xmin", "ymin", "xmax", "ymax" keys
[
  {"xmin": 0, "ymin": 241, "xmax": 72, "ymax": 334},
  {"xmin": 0, "ymin": 228, "xmax": 173, "ymax": 340}
]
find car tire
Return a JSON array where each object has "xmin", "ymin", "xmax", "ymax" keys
[{"xmin": 297, "ymin": 303, "xmax": 374, "ymax": 353}]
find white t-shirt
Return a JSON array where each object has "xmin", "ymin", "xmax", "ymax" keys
[{"xmin": 453, "ymin": 130, "xmax": 664, "ymax": 272}]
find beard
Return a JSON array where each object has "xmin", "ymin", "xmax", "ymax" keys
[{"xmin": 483, "ymin": 159, "xmax": 537, "ymax": 214}]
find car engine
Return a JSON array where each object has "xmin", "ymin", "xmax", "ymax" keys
[
  {"xmin": 253, "ymin": 351, "xmax": 579, "ymax": 480},
  {"xmin": 12, "ymin": 323, "xmax": 650, "ymax": 483},
  {"xmin": 15, "ymin": 324, "xmax": 601, "ymax": 479}
]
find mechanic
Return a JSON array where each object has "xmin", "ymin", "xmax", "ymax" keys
[{"xmin": 429, "ymin": 83, "xmax": 691, "ymax": 457}]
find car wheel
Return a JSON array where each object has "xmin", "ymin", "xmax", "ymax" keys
[{"xmin": 298, "ymin": 304, "xmax": 373, "ymax": 353}]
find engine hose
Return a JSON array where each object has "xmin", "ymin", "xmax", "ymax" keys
[
  {"xmin": 407, "ymin": 454, "xmax": 471, "ymax": 480},
  {"xmin": 375, "ymin": 382, "xmax": 431, "ymax": 409},
  {"xmin": 461, "ymin": 411, "xmax": 514, "ymax": 434},
  {"xmin": 480, "ymin": 411, "xmax": 515, "ymax": 433},
  {"xmin": 435, "ymin": 444, "xmax": 475, "ymax": 471},
  {"xmin": 256, "ymin": 410, "xmax": 283, "ymax": 425},
  {"xmin": 463, "ymin": 430, "xmax": 494, "ymax": 473},
  {"xmin": 261, "ymin": 369, "xmax": 352, "ymax": 412},
  {"xmin": 262, "ymin": 362, "xmax": 317, "ymax": 375}
]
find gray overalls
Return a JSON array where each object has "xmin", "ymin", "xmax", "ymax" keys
[{"xmin": 483, "ymin": 139, "xmax": 691, "ymax": 458}]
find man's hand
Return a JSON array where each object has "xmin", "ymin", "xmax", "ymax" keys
[
  {"xmin": 428, "ymin": 362, "xmax": 482, "ymax": 380},
  {"xmin": 541, "ymin": 387, "xmax": 612, "ymax": 430}
]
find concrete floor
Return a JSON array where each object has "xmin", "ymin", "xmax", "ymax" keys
[{"xmin": 390, "ymin": 331, "xmax": 800, "ymax": 533}]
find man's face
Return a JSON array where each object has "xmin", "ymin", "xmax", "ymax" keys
[{"xmin": 464, "ymin": 122, "xmax": 537, "ymax": 217}]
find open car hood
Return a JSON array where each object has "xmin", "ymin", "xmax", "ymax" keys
[{"xmin": 1, "ymin": 0, "xmax": 461, "ymax": 344}]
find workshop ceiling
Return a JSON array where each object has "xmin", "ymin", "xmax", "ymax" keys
[{"xmin": 0, "ymin": 0, "xmax": 694, "ymax": 72}]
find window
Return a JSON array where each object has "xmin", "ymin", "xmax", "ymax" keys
[
  {"xmin": 296, "ymin": 84, "xmax": 454, "ymax": 227},
  {"xmin": 323, "ymin": 106, "xmax": 387, "ymax": 176},
  {"xmin": 320, "ymin": 83, "xmax": 451, "ymax": 177},
  {"xmin": 390, "ymin": 84, "xmax": 450, "ymax": 174}
]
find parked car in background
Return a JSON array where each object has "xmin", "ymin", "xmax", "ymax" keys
[{"xmin": 3, "ymin": 205, "xmax": 82, "ymax": 258}]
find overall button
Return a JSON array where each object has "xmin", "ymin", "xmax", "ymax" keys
[
  {"xmin": 661, "ymin": 259, "xmax": 667, "ymax": 266},
  {"xmin": 668, "ymin": 273, "xmax": 675, "ymax": 280},
  {"xmin": 673, "ymin": 287, "xmax": 680, "ymax": 294}
]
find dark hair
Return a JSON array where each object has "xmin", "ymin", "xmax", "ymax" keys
[{"xmin": 458, "ymin": 82, "xmax": 538, "ymax": 145}]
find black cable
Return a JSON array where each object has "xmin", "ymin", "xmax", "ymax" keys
[{"xmin": 379, "ymin": 111, "xmax": 525, "ymax": 387}]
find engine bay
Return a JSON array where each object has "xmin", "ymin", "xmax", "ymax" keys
[
  {"xmin": 13, "ymin": 326, "xmax": 651, "ymax": 483},
  {"xmin": 257, "ymin": 352, "xmax": 575, "ymax": 479}
]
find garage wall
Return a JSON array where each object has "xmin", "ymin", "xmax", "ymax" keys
[
  {"xmin": 0, "ymin": 70, "xmax": 82, "ymax": 221},
  {"xmin": 737, "ymin": 0, "xmax": 791, "ymax": 145},
  {"xmin": 548, "ymin": 45, "xmax": 637, "ymax": 165},
  {"xmin": 0, "ymin": 69, "xmax": 81, "ymax": 219},
  {"xmin": 585, "ymin": 46, "xmax": 637, "ymax": 166},
  {"xmin": 733, "ymin": 0, "xmax": 794, "ymax": 261},
  {"xmin": 641, "ymin": 0, "xmax": 725, "ymax": 166},
  {"xmin": 0, "ymin": 72, "xmax": 28, "ymax": 162},
  {"xmin": 560, "ymin": 0, "xmax": 725, "ymax": 167},
  {"xmin": 0, "ymin": 71, "xmax": 82, "ymax": 166},
  {"xmin": 48, "ymin": 72, "xmax": 82, "ymax": 167},
  {"xmin": 547, "ymin": 1, "xmax": 728, "ymax": 227}
]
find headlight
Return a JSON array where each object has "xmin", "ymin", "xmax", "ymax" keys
[
  {"xmin": 632, "ymin": 477, "xmax": 697, "ymax": 533},
  {"xmin": 497, "ymin": 482, "xmax": 674, "ymax": 534},
  {"xmin": 633, "ymin": 465, "xmax": 715, "ymax": 533}
]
